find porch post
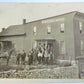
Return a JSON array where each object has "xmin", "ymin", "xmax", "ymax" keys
[
  {"xmin": 45, "ymin": 40, "xmax": 47, "ymax": 50},
  {"xmin": 1, "ymin": 42, "xmax": 3, "ymax": 52}
]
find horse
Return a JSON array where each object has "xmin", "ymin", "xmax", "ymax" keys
[
  {"xmin": 0, "ymin": 48, "xmax": 14, "ymax": 66},
  {"xmin": 6, "ymin": 49, "xmax": 14, "ymax": 65}
]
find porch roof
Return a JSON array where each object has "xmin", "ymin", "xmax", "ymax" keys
[
  {"xmin": 0, "ymin": 25, "xmax": 25, "ymax": 37},
  {"xmin": 35, "ymin": 38, "xmax": 56, "ymax": 41},
  {"xmin": 76, "ymin": 56, "xmax": 84, "ymax": 59}
]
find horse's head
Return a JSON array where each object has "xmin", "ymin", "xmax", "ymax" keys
[{"xmin": 8, "ymin": 48, "xmax": 15, "ymax": 55}]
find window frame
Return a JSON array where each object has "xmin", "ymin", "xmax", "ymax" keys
[
  {"xmin": 33, "ymin": 26, "xmax": 37, "ymax": 36},
  {"xmin": 80, "ymin": 40, "xmax": 84, "ymax": 55},
  {"xmin": 79, "ymin": 22, "xmax": 82, "ymax": 33},
  {"xmin": 60, "ymin": 23, "xmax": 65, "ymax": 33},
  {"xmin": 47, "ymin": 25, "xmax": 51, "ymax": 34}
]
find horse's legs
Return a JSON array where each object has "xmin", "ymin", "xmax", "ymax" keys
[{"xmin": 18, "ymin": 59, "xmax": 19, "ymax": 65}]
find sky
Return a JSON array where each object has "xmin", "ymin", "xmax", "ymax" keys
[{"xmin": 0, "ymin": 3, "xmax": 84, "ymax": 31}]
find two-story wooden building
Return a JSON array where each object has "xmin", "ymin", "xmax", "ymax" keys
[{"xmin": 0, "ymin": 11, "xmax": 84, "ymax": 63}]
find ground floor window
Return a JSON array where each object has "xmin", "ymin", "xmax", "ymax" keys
[
  {"xmin": 59, "ymin": 40, "xmax": 66, "ymax": 55},
  {"xmin": 81, "ymin": 40, "xmax": 84, "ymax": 55}
]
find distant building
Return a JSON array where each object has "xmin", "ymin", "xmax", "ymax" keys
[{"xmin": 0, "ymin": 11, "xmax": 84, "ymax": 62}]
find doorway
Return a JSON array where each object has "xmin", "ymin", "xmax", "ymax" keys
[{"xmin": 36, "ymin": 39, "xmax": 56, "ymax": 59}]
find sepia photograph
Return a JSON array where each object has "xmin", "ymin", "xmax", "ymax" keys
[{"xmin": 0, "ymin": 2, "xmax": 84, "ymax": 80}]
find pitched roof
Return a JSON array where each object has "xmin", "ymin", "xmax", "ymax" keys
[
  {"xmin": 0, "ymin": 25, "xmax": 25, "ymax": 37},
  {"xmin": 0, "ymin": 11, "xmax": 82, "ymax": 37},
  {"xmin": 26, "ymin": 11, "xmax": 78, "ymax": 24}
]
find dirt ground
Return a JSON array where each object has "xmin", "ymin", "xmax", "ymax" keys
[{"xmin": 0, "ymin": 64, "xmax": 79, "ymax": 79}]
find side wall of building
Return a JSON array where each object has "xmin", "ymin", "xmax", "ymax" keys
[{"xmin": 74, "ymin": 13, "xmax": 84, "ymax": 58}]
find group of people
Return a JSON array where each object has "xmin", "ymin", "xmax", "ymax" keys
[
  {"xmin": 28, "ymin": 48, "xmax": 53, "ymax": 65},
  {"xmin": 16, "ymin": 50, "xmax": 26, "ymax": 65},
  {"xmin": 16, "ymin": 47, "xmax": 54, "ymax": 65}
]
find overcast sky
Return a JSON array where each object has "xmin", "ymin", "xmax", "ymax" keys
[{"xmin": 0, "ymin": 3, "xmax": 84, "ymax": 31}]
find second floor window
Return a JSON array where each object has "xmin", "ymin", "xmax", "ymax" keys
[
  {"xmin": 33, "ymin": 26, "xmax": 37, "ymax": 36},
  {"xmin": 47, "ymin": 26, "xmax": 51, "ymax": 34},
  {"xmin": 79, "ymin": 22, "xmax": 82, "ymax": 33},
  {"xmin": 60, "ymin": 23, "xmax": 64, "ymax": 33}
]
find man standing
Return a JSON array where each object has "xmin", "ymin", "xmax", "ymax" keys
[
  {"xmin": 16, "ymin": 50, "xmax": 21, "ymax": 65},
  {"xmin": 28, "ymin": 51, "xmax": 31, "ymax": 65},
  {"xmin": 44, "ymin": 50, "xmax": 49, "ymax": 64},
  {"xmin": 38, "ymin": 51, "xmax": 43, "ymax": 64},
  {"xmin": 28, "ymin": 50, "xmax": 33, "ymax": 65},
  {"xmin": 33, "ymin": 49, "xmax": 38, "ymax": 65},
  {"xmin": 21, "ymin": 50, "xmax": 26, "ymax": 65},
  {"xmin": 49, "ymin": 51, "xmax": 53, "ymax": 64}
]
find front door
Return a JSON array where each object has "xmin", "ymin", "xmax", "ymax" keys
[
  {"xmin": 37, "ymin": 40, "xmax": 54, "ymax": 49},
  {"xmin": 47, "ymin": 41, "xmax": 54, "ymax": 53}
]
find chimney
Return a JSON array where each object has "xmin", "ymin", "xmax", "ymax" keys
[
  {"xmin": 2, "ymin": 28, "xmax": 5, "ymax": 31},
  {"xmin": 23, "ymin": 19, "xmax": 26, "ymax": 24}
]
